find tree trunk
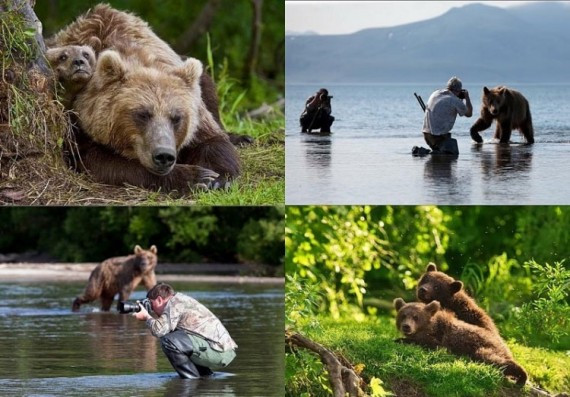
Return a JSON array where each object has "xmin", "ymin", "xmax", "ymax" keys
[
  {"xmin": 173, "ymin": 0, "xmax": 222, "ymax": 55},
  {"xmin": 286, "ymin": 330, "xmax": 366, "ymax": 397},
  {"xmin": 243, "ymin": 0, "xmax": 263, "ymax": 83}
]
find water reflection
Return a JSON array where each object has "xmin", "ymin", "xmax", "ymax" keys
[
  {"xmin": 302, "ymin": 133, "xmax": 332, "ymax": 170},
  {"xmin": 423, "ymin": 154, "xmax": 463, "ymax": 202},
  {"xmin": 473, "ymin": 143, "xmax": 533, "ymax": 177},
  {"xmin": 163, "ymin": 377, "xmax": 235, "ymax": 397}
]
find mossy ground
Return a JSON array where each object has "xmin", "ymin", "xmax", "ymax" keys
[{"xmin": 286, "ymin": 316, "xmax": 570, "ymax": 397}]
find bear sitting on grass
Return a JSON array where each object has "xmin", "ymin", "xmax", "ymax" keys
[
  {"xmin": 394, "ymin": 298, "xmax": 527, "ymax": 386},
  {"xmin": 72, "ymin": 245, "xmax": 158, "ymax": 312},
  {"xmin": 417, "ymin": 263, "xmax": 499, "ymax": 335},
  {"xmin": 470, "ymin": 86, "xmax": 534, "ymax": 144},
  {"xmin": 48, "ymin": 4, "xmax": 241, "ymax": 191}
]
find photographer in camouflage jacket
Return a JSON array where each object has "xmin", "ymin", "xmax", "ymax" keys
[{"xmin": 134, "ymin": 283, "xmax": 237, "ymax": 378}]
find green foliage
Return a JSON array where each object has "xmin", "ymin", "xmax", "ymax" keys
[
  {"xmin": 285, "ymin": 273, "xmax": 322, "ymax": 330},
  {"xmin": 0, "ymin": 207, "xmax": 283, "ymax": 267},
  {"xmin": 505, "ymin": 260, "xmax": 570, "ymax": 348},
  {"xmin": 286, "ymin": 206, "xmax": 395, "ymax": 319}
]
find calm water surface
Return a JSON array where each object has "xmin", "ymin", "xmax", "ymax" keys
[
  {"xmin": 0, "ymin": 281, "xmax": 284, "ymax": 397},
  {"xmin": 286, "ymin": 83, "xmax": 570, "ymax": 204}
]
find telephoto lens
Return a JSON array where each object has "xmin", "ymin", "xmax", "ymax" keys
[{"xmin": 118, "ymin": 298, "xmax": 151, "ymax": 314}]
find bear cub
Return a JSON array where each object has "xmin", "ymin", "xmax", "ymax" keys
[
  {"xmin": 394, "ymin": 298, "xmax": 527, "ymax": 385},
  {"xmin": 46, "ymin": 45, "xmax": 96, "ymax": 109},
  {"xmin": 72, "ymin": 245, "xmax": 158, "ymax": 312},
  {"xmin": 417, "ymin": 263, "xmax": 499, "ymax": 335},
  {"xmin": 470, "ymin": 86, "xmax": 534, "ymax": 144}
]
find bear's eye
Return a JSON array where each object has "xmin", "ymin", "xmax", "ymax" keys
[
  {"xmin": 59, "ymin": 54, "xmax": 68, "ymax": 62},
  {"xmin": 434, "ymin": 285, "xmax": 440, "ymax": 291},
  {"xmin": 170, "ymin": 113, "xmax": 182, "ymax": 126},
  {"xmin": 82, "ymin": 51, "xmax": 91, "ymax": 60},
  {"xmin": 133, "ymin": 109, "xmax": 153, "ymax": 123},
  {"xmin": 413, "ymin": 315, "xmax": 419, "ymax": 321}
]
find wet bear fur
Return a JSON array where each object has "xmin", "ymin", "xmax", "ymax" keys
[
  {"xmin": 72, "ymin": 245, "xmax": 158, "ymax": 312},
  {"xmin": 394, "ymin": 298, "xmax": 527, "ymax": 386},
  {"xmin": 470, "ymin": 86, "xmax": 534, "ymax": 144},
  {"xmin": 417, "ymin": 263, "xmax": 499, "ymax": 335}
]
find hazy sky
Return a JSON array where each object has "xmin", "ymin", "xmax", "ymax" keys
[{"xmin": 286, "ymin": 1, "xmax": 533, "ymax": 35}]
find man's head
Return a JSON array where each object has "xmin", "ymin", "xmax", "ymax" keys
[
  {"xmin": 146, "ymin": 282, "xmax": 174, "ymax": 315},
  {"xmin": 447, "ymin": 76, "xmax": 464, "ymax": 97}
]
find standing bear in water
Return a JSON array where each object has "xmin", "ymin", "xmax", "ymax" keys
[
  {"xmin": 72, "ymin": 245, "xmax": 158, "ymax": 312},
  {"xmin": 470, "ymin": 86, "xmax": 534, "ymax": 144},
  {"xmin": 394, "ymin": 298, "xmax": 527, "ymax": 385},
  {"xmin": 48, "ymin": 4, "xmax": 241, "ymax": 191}
]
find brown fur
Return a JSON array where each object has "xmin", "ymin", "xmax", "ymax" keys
[
  {"xmin": 470, "ymin": 86, "xmax": 534, "ymax": 144},
  {"xmin": 49, "ymin": 4, "xmax": 240, "ymax": 191},
  {"xmin": 394, "ymin": 298, "xmax": 527, "ymax": 386},
  {"xmin": 72, "ymin": 245, "xmax": 158, "ymax": 312},
  {"xmin": 417, "ymin": 263, "xmax": 499, "ymax": 335},
  {"xmin": 46, "ymin": 45, "xmax": 96, "ymax": 108}
]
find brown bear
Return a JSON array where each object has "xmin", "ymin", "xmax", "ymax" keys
[
  {"xmin": 72, "ymin": 245, "xmax": 158, "ymax": 312},
  {"xmin": 470, "ymin": 86, "xmax": 534, "ymax": 144},
  {"xmin": 417, "ymin": 263, "xmax": 499, "ymax": 335},
  {"xmin": 394, "ymin": 298, "xmax": 527, "ymax": 385},
  {"xmin": 46, "ymin": 45, "xmax": 96, "ymax": 109},
  {"xmin": 48, "ymin": 4, "xmax": 241, "ymax": 191}
]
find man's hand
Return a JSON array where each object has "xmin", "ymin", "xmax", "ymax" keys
[{"xmin": 133, "ymin": 302, "xmax": 152, "ymax": 321}]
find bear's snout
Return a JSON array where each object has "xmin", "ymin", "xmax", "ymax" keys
[
  {"xmin": 152, "ymin": 148, "xmax": 176, "ymax": 170},
  {"xmin": 401, "ymin": 323, "xmax": 412, "ymax": 334}
]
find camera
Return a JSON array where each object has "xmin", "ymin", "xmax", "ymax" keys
[
  {"xmin": 458, "ymin": 89, "xmax": 466, "ymax": 99},
  {"xmin": 118, "ymin": 298, "xmax": 151, "ymax": 314}
]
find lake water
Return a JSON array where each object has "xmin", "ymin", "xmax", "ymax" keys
[
  {"xmin": 0, "ymin": 281, "xmax": 284, "ymax": 397},
  {"xmin": 286, "ymin": 83, "xmax": 570, "ymax": 204}
]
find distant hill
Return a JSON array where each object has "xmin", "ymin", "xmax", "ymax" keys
[{"xmin": 286, "ymin": 2, "xmax": 570, "ymax": 84}]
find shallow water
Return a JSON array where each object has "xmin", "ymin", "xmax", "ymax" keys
[
  {"xmin": 0, "ymin": 281, "xmax": 284, "ymax": 397},
  {"xmin": 286, "ymin": 83, "xmax": 570, "ymax": 204}
]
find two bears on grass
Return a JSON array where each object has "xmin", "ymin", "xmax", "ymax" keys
[
  {"xmin": 394, "ymin": 263, "xmax": 527, "ymax": 386},
  {"xmin": 45, "ymin": 4, "xmax": 248, "ymax": 192}
]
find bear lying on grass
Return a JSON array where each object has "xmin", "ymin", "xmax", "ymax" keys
[
  {"xmin": 394, "ymin": 298, "xmax": 527, "ymax": 386},
  {"xmin": 417, "ymin": 263, "xmax": 499, "ymax": 335},
  {"xmin": 72, "ymin": 245, "xmax": 158, "ymax": 312},
  {"xmin": 48, "ymin": 4, "xmax": 241, "ymax": 191},
  {"xmin": 470, "ymin": 86, "xmax": 534, "ymax": 144}
]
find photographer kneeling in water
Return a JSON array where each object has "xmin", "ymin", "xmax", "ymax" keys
[
  {"xmin": 133, "ymin": 283, "xmax": 237, "ymax": 378},
  {"xmin": 300, "ymin": 88, "xmax": 335, "ymax": 133}
]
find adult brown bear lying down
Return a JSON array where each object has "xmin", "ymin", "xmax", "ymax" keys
[{"xmin": 48, "ymin": 4, "xmax": 246, "ymax": 191}]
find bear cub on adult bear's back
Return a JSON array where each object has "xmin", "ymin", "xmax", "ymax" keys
[
  {"xmin": 393, "ymin": 298, "xmax": 527, "ymax": 386},
  {"xmin": 416, "ymin": 263, "xmax": 499, "ymax": 335},
  {"xmin": 470, "ymin": 86, "xmax": 534, "ymax": 144}
]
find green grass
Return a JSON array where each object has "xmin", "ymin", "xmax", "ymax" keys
[{"xmin": 286, "ymin": 316, "xmax": 570, "ymax": 397}]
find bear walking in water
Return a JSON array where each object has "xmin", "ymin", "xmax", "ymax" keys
[
  {"xmin": 394, "ymin": 298, "xmax": 527, "ymax": 386},
  {"xmin": 470, "ymin": 86, "xmax": 534, "ymax": 144},
  {"xmin": 416, "ymin": 263, "xmax": 499, "ymax": 335},
  {"xmin": 48, "ymin": 4, "xmax": 240, "ymax": 191},
  {"xmin": 72, "ymin": 245, "xmax": 158, "ymax": 312}
]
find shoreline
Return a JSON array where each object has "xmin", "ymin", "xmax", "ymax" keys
[{"xmin": 0, "ymin": 263, "xmax": 284, "ymax": 284}]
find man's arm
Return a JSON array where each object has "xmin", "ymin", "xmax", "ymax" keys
[
  {"xmin": 463, "ymin": 90, "xmax": 473, "ymax": 117},
  {"xmin": 133, "ymin": 304, "xmax": 172, "ymax": 337}
]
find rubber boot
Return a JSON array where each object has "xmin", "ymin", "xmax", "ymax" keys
[{"xmin": 160, "ymin": 330, "xmax": 213, "ymax": 378}]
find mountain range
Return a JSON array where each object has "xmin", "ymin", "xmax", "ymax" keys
[{"xmin": 286, "ymin": 2, "xmax": 570, "ymax": 84}]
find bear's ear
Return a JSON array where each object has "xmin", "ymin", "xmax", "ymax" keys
[
  {"xmin": 483, "ymin": 86, "xmax": 490, "ymax": 95},
  {"xmin": 150, "ymin": 245, "xmax": 157, "ymax": 254},
  {"xmin": 426, "ymin": 263, "xmax": 437, "ymax": 272},
  {"xmin": 425, "ymin": 301, "xmax": 441, "ymax": 316},
  {"xmin": 45, "ymin": 48, "xmax": 60, "ymax": 65},
  {"xmin": 393, "ymin": 298, "xmax": 406, "ymax": 311},
  {"xmin": 97, "ymin": 50, "xmax": 126, "ymax": 85},
  {"xmin": 173, "ymin": 57, "xmax": 203, "ymax": 87},
  {"xmin": 134, "ymin": 245, "xmax": 143, "ymax": 254},
  {"xmin": 450, "ymin": 280, "xmax": 463, "ymax": 294}
]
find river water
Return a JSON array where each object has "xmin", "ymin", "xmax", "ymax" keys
[
  {"xmin": 286, "ymin": 83, "xmax": 570, "ymax": 204},
  {"xmin": 0, "ymin": 280, "xmax": 284, "ymax": 397}
]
